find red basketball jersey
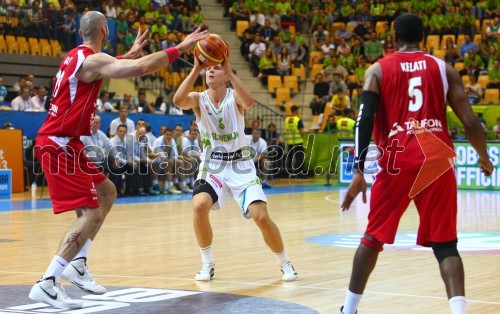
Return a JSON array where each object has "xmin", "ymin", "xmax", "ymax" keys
[
  {"xmin": 375, "ymin": 51, "xmax": 453, "ymax": 171},
  {"xmin": 38, "ymin": 46, "xmax": 103, "ymax": 137}
]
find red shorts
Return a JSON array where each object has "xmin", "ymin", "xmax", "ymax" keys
[
  {"xmin": 366, "ymin": 167, "xmax": 457, "ymax": 247},
  {"xmin": 35, "ymin": 135, "xmax": 107, "ymax": 214}
]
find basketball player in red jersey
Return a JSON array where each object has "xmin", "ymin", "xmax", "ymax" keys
[
  {"xmin": 339, "ymin": 14, "xmax": 493, "ymax": 314},
  {"xmin": 29, "ymin": 11, "xmax": 207, "ymax": 309}
]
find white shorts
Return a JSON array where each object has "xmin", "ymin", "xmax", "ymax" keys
[{"xmin": 195, "ymin": 159, "xmax": 267, "ymax": 218}]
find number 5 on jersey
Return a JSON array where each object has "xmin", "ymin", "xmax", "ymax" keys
[{"xmin": 408, "ymin": 76, "xmax": 422, "ymax": 112}]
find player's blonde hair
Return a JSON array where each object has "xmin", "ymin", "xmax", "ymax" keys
[{"xmin": 80, "ymin": 11, "xmax": 107, "ymax": 41}]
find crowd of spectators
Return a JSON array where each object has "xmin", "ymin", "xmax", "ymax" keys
[{"xmin": 228, "ymin": 0, "xmax": 498, "ymax": 138}]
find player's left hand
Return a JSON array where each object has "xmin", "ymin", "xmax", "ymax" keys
[
  {"xmin": 478, "ymin": 156, "xmax": 493, "ymax": 176},
  {"xmin": 123, "ymin": 28, "xmax": 149, "ymax": 59},
  {"xmin": 341, "ymin": 171, "xmax": 367, "ymax": 211}
]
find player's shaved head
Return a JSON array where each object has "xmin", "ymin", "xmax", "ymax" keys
[
  {"xmin": 394, "ymin": 14, "xmax": 424, "ymax": 45},
  {"xmin": 80, "ymin": 11, "xmax": 107, "ymax": 41}
]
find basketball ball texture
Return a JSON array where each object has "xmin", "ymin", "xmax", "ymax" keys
[{"xmin": 194, "ymin": 34, "xmax": 229, "ymax": 67}]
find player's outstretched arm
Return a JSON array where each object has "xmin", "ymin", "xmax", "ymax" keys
[
  {"xmin": 80, "ymin": 28, "xmax": 208, "ymax": 81},
  {"xmin": 172, "ymin": 56, "xmax": 205, "ymax": 110},
  {"xmin": 222, "ymin": 53, "xmax": 254, "ymax": 109},
  {"xmin": 446, "ymin": 64, "xmax": 493, "ymax": 175}
]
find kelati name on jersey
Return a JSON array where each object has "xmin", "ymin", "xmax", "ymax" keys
[
  {"xmin": 211, "ymin": 131, "xmax": 240, "ymax": 143},
  {"xmin": 400, "ymin": 60, "xmax": 427, "ymax": 72}
]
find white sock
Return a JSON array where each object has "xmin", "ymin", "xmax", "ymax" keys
[
  {"xmin": 275, "ymin": 250, "xmax": 290, "ymax": 267},
  {"xmin": 42, "ymin": 255, "xmax": 69, "ymax": 280},
  {"xmin": 449, "ymin": 296, "xmax": 466, "ymax": 314},
  {"xmin": 73, "ymin": 239, "xmax": 92, "ymax": 260},
  {"xmin": 342, "ymin": 290, "xmax": 362, "ymax": 314},
  {"xmin": 200, "ymin": 246, "xmax": 214, "ymax": 264},
  {"xmin": 168, "ymin": 181, "xmax": 173, "ymax": 189},
  {"xmin": 152, "ymin": 179, "xmax": 159, "ymax": 186}
]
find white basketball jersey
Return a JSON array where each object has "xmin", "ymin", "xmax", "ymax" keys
[{"xmin": 197, "ymin": 88, "xmax": 248, "ymax": 162}]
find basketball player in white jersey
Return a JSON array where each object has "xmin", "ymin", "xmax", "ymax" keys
[{"xmin": 173, "ymin": 53, "xmax": 297, "ymax": 282}]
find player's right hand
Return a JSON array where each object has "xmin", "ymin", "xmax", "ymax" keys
[
  {"xmin": 341, "ymin": 171, "xmax": 367, "ymax": 211},
  {"xmin": 478, "ymin": 156, "xmax": 493, "ymax": 176},
  {"xmin": 177, "ymin": 27, "xmax": 209, "ymax": 54}
]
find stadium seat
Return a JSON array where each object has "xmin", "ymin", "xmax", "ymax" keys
[
  {"xmin": 426, "ymin": 35, "xmax": 440, "ymax": 52},
  {"xmin": 461, "ymin": 75, "xmax": 470, "ymax": 85},
  {"xmin": 285, "ymin": 100, "xmax": 299, "ymax": 116},
  {"xmin": 456, "ymin": 34, "xmax": 466, "ymax": 49},
  {"xmin": 292, "ymin": 64, "xmax": 306, "ymax": 82},
  {"xmin": 28, "ymin": 37, "xmax": 38, "ymax": 46},
  {"xmin": 454, "ymin": 62, "xmax": 464, "ymax": 72},
  {"xmin": 284, "ymin": 75, "xmax": 299, "ymax": 95},
  {"xmin": 39, "ymin": 38, "xmax": 49, "ymax": 46},
  {"xmin": 51, "ymin": 42, "xmax": 62, "ymax": 57},
  {"xmin": 473, "ymin": 34, "xmax": 482, "ymax": 47},
  {"xmin": 347, "ymin": 75, "xmax": 356, "ymax": 84},
  {"xmin": 289, "ymin": 25, "xmax": 296, "ymax": 35},
  {"xmin": 331, "ymin": 22, "xmax": 345, "ymax": 34},
  {"xmin": 0, "ymin": 40, "xmax": 6, "ymax": 53},
  {"xmin": 41, "ymin": 43, "xmax": 51, "ymax": 57},
  {"xmin": 440, "ymin": 34, "xmax": 455, "ymax": 50},
  {"xmin": 482, "ymin": 19, "xmax": 492, "ymax": 33},
  {"xmin": 30, "ymin": 41, "xmax": 42, "ymax": 56},
  {"xmin": 308, "ymin": 51, "xmax": 323, "ymax": 69},
  {"xmin": 475, "ymin": 19, "xmax": 481, "ymax": 32},
  {"xmin": 19, "ymin": 41, "xmax": 29, "ymax": 55},
  {"xmin": 275, "ymin": 87, "xmax": 291, "ymax": 107},
  {"xmin": 433, "ymin": 49, "xmax": 445, "ymax": 60},
  {"xmin": 310, "ymin": 64, "xmax": 324, "ymax": 80},
  {"xmin": 375, "ymin": 21, "xmax": 387, "ymax": 36},
  {"xmin": 171, "ymin": 72, "xmax": 181, "ymax": 89},
  {"xmin": 236, "ymin": 20, "xmax": 249, "ymax": 38},
  {"xmin": 346, "ymin": 21, "xmax": 357, "ymax": 32},
  {"xmin": 310, "ymin": 115, "xmax": 320, "ymax": 131},
  {"xmin": 7, "ymin": 41, "xmax": 18, "ymax": 54},
  {"xmin": 267, "ymin": 75, "xmax": 282, "ymax": 95},
  {"xmin": 477, "ymin": 75, "xmax": 489, "ymax": 89},
  {"xmin": 483, "ymin": 89, "xmax": 499, "ymax": 104},
  {"xmin": 5, "ymin": 35, "xmax": 15, "ymax": 44}
]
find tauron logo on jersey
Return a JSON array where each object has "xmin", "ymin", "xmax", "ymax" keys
[{"xmin": 388, "ymin": 119, "xmax": 443, "ymax": 138}]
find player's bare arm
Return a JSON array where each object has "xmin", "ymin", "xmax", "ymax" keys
[
  {"xmin": 341, "ymin": 63, "xmax": 382, "ymax": 211},
  {"xmin": 222, "ymin": 53, "xmax": 254, "ymax": 111},
  {"xmin": 445, "ymin": 64, "xmax": 493, "ymax": 175},
  {"xmin": 78, "ymin": 28, "xmax": 208, "ymax": 82},
  {"xmin": 120, "ymin": 27, "xmax": 149, "ymax": 60},
  {"xmin": 172, "ymin": 56, "xmax": 205, "ymax": 111}
]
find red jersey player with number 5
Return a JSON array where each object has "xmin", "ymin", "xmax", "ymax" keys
[
  {"xmin": 30, "ymin": 11, "xmax": 207, "ymax": 310},
  {"xmin": 339, "ymin": 14, "xmax": 493, "ymax": 314}
]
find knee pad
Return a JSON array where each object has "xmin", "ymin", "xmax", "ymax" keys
[
  {"xmin": 432, "ymin": 240, "xmax": 460, "ymax": 263},
  {"xmin": 361, "ymin": 235, "xmax": 384, "ymax": 252}
]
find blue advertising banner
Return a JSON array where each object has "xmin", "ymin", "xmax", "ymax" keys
[{"xmin": 0, "ymin": 169, "xmax": 12, "ymax": 199}]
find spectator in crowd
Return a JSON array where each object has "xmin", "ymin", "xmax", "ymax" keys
[
  {"xmin": 465, "ymin": 75, "xmax": 483, "ymax": 104},
  {"xmin": 312, "ymin": 24, "xmax": 330, "ymax": 50},
  {"xmin": 152, "ymin": 127, "xmax": 191, "ymax": 194},
  {"xmin": 276, "ymin": 46, "xmax": 292, "ymax": 80},
  {"xmin": 119, "ymin": 92, "xmax": 136, "ymax": 112},
  {"xmin": 444, "ymin": 37, "xmax": 459, "ymax": 64},
  {"xmin": 11, "ymin": 86, "xmax": 40, "ymax": 111},
  {"xmin": 115, "ymin": 12, "xmax": 128, "ymax": 43},
  {"xmin": 110, "ymin": 106, "xmax": 135, "ymax": 137},
  {"xmin": 449, "ymin": 126, "xmax": 465, "ymax": 140},
  {"xmin": 323, "ymin": 57, "xmax": 348, "ymax": 82},
  {"xmin": 365, "ymin": 32, "xmax": 383, "ymax": 63},
  {"xmin": 320, "ymin": 37, "xmax": 336, "ymax": 55},
  {"xmin": 258, "ymin": 48, "xmax": 279, "ymax": 85},
  {"xmin": 133, "ymin": 15, "xmax": 149, "ymax": 35},
  {"xmin": 108, "ymin": 124, "xmax": 134, "ymax": 196},
  {"xmin": 179, "ymin": 7, "xmax": 192, "ymax": 33},
  {"xmin": 248, "ymin": 34, "xmax": 267, "ymax": 77},
  {"xmin": 136, "ymin": 90, "xmax": 156, "ymax": 113},
  {"xmin": 151, "ymin": 17, "xmax": 168, "ymax": 41},
  {"xmin": 459, "ymin": 35, "xmax": 477, "ymax": 60},
  {"xmin": 382, "ymin": 34, "xmax": 395, "ymax": 56},
  {"xmin": 493, "ymin": 117, "xmax": 500, "ymax": 140},
  {"xmin": 336, "ymin": 108, "xmax": 356, "ymax": 138},
  {"xmin": 61, "ymin": 9, "xmax": 76, "ymax": 51},
  {"xmin": 286, "ymin": 35, "xmax": 306, "ymax": 66},
  {"xmin": 145, "ymin": 122, "xmax": 156, "ymax": 148},
  {"xmin": 230, "ymin": 0, "xmax": 248, "ymax": 31},
  {"xmin": 80, "ymin": 115, "xmax": 111, "ymax": 173},
  {"xmin": 268, "ymin": 35, "xmax": 284, "ymax": 58},
  {"xmin": 267, "ymin": 122, "xmax": 283, "ymax": 147},
  {"xmin": 181, "ymin": 126, "xmax": 202, "ymax": 189},
  {"xmin": 12, "ymin": 76, "xmax": 27, "ymax": 93},
  {"xmin": 487, "ymin": 59, "xmax": 500, "ymax": 89},
  {"xmin": 323, "ymin": 115, "xmax": 337, "ymax": 132},
  {"xmin": 161, "ymin": 6, "xmax": 180, "ymax": 32},
  {"xmin": 463, "ymin": 48, "xmax": 485, "ymax": 78},
  {"xmin": 329, "ymin": 73, "xmax": 348, "ymax": 96},
  {"xmin": 310, "ymin": 73, "xmax": 331, "ymax": 115},
  {"xmin": 144, "ymin": 2, "xmax": 159, "ymax": 25},
  {"xmin": 330, "ymin": 88, "xmax": 351, "ymax": 116},
  {"xmin": 135, "ymin": 126, "xmax": 161, "ymax": 196},
  {"xmin": 353, "ymin": 57, "xmax": 369, "ymax": 89},
  {"xmin": 309, "ymin": 9, "xmax": 328, "ymax": 34},
  {"xmin": 190, "ymin": 5, "xmax": 206, "ymax": 31},
  {"xmin": 351, "ymin": 37, "xmax": 365, "ymax": 62},
  {"xmin": 259, "ymin": 19, "xmax": 278, "ymax": 45},
  {"xmin": 249, "ymin": 128, "xmax": 272, "ymax": 188},
  {"xmin": 265, "ymin": 6, "xmax": 281, "ymax": 31},
  {"xmin": 0, "ymin": 76, "xmax": 7, "ymax": 107},
  {"xmin": 429, "ymin": 7, "xmax": 449, "ymax": 36},
  {"xmin": 30, "ymin": 86, "xmax": 47, "ymax": 111},
  {"xmin": 284, "ymin": 105, "xmax": 305, "ymax": 177},
  {"xmin": 354, "ymin": 21, "xmax": 372, "ymax": 41},
  {"xmin": 339, "ymin": 48, "xmax": 357, "ymax": 75},
  {"xmin": 97, "ymin": 91, "xmax": 117, "ymax": 113}
]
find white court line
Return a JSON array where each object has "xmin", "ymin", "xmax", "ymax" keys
[
  {"xmin": 1, "ymin": 271, "xmax": 498, "ymax": 306},
  {"xmin": 325, "ymin": 194, "xmax": 340, "ymax": 204}
]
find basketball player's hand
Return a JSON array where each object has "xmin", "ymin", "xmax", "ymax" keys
[
  {"xmin": 122, "ymin": 28, "xmax": 149, "ymax": 60},
  {"xmin": 193, "ymin": 54, "xmax": 210, "ymax": 71},
  {"xmin": 341, "ymin": 171, "xmax": 367, "ymax": 211},
  {"xmin": 221, "ymin": 52, "xmax": 232, "ymax": 74},
  {"xmin": 177, "ymin": 27, "xmax": 209, "ymax": 54},
  {"xmin": 478, "ymin": 156, "xmax": 493, "ymax": 176}
]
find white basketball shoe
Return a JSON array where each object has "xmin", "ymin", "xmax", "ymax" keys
[
  {"xmin": 29, "ymin": 276, "xmax": 83, "ymax": 309},
  {"xmin": 194, "ymin": 262, "xmax": 215, "ymax": 281},
  {"xmin": 61, "ymin": 257, "xmax": 107, "ymax": 295},
  {"xmin": 281, "ymin": 261, "xmax": 298, "ymax": 281}
]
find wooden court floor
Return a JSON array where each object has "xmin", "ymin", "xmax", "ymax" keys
[{"xmin": 0, "ymin": 180, "xmax": 499, "ymax": 313}]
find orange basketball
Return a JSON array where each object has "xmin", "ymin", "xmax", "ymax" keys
[{"xmin": 194, "ymin": 34, "xmax": 230, "ymax": 67}]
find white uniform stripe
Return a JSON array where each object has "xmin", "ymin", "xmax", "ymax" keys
[{"xmin": 426, "ymin": 54, "xmax": 448, "ymax": 105}]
